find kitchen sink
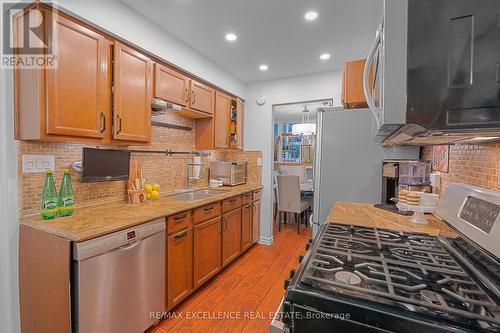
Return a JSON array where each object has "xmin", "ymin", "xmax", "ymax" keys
[{"xmin": 168, "ymin": 188, "xmax": 226, "ymax": 201}]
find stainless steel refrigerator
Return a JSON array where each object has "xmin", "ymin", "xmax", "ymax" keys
[{"xmin": 312, "ymin": 108, "xmax": 420, "ymax": 237}]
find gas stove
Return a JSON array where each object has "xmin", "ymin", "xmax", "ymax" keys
[{"xmin": 272, "ymin": 183, "xmax": 500, "ymax": 333}]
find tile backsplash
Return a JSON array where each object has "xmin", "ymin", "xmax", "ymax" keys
[
  {"xmin": 422, "ymin": 143, "xmax": 500, "ymax": 193},
  {"xmin": 18, "ymin": 112, "xmax": 262, "ymax": 217}
]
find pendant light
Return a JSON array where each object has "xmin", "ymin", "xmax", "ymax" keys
[{"xmin": 291, "ymin": 106, "xmax": 316, "ymax": 135}]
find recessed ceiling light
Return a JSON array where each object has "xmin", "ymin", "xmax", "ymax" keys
[
  {"xmin": 304, "ymin": 11, "xmax": 318, "ymax": 21},
  {"xmin": 225, "ymin": 33, "xmax": 237, "ymax": 42},
  {"xmin": 320, "ymin": 53, "xmax": 331, "ymax": 60},
  {"xmin": 259, "ymin": 64, "xmax": 268, "ymax": 71}
]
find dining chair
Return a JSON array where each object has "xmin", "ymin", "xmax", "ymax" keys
[{"xmin": 276, "ymin": 175, "xmax": 310, "ymax": 234}]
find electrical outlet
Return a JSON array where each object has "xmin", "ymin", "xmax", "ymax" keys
[
  {"xmin": 22, "ymin": 155, "xmax": 55, "ymax": 173},
  {"xmin": 257, "ymin": 158, "xmax": 262, "ymax": 166}
]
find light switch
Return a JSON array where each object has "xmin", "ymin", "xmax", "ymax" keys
[{"xmin": 22, "ymin": 155, "xmax": 55, "ymax": 173}]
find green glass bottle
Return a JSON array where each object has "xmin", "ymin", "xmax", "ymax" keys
[
  {"xmin": 41, "ymin": 170, "xmax": 58, "ymax": 220},
  {"xmin": 58, "ymin": 168, "xmax": 75, "ymax": 217}
]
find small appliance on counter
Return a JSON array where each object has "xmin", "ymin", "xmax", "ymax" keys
[
  {"xmin": 376, "ymin": 159, "xmax": 431, "ymax": 215},
  {"xmin": 209, "ymin": 161, "xmax": 247, "ymax": 186},
  {"xmin": 271, "ymin": 183, "xmax": 500, "ymax": 332}
]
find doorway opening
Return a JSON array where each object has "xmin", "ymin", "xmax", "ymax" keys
[{"xmin": 271, "ymin": 99, "xmax": 333, "ymax": 237}]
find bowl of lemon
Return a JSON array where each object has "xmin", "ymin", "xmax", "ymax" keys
[{"xmin": 145, "ymin": 183, "xmax": 160, "ymax": 200}]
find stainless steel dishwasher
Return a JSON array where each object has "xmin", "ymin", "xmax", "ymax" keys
[{"xmin": 73, "ymin": 218, "xmax": 165, "ymax": 333}]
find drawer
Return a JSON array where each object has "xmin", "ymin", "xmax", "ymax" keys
[
  {"xmin": 253, "ymin": 189, "xmax": 262, "ymax": 201},
  {"xmin": 222, "ymin": 195, "xmax": 241, "ymax": 213},
  {"xmin": 167, "ymin": 211, "xmax": 192, "ymax": 235},
  {"xmin": 241, "ymin": 192, "xmax": 252, "ymax": 205},
  {"xmin": 194, "ymin": 202, "xmax": 221, "ymax": 224}
]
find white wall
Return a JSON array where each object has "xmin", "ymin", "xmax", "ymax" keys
[
  {"xmin": 245, "ymin": 70, "xmax": 342, "ymax": 244},
  {"xmin": 57, "ymin": 0, "xmax": 246, "ymax": 98}
]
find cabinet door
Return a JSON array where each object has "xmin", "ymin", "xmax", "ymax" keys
[
  {"xmin": 241, "ymin": 204, "xmax": 252, "ymax": 251},
  {"xmin": 189, "ymin": 80, "xmax": 214, "ymax": 114},
  {"xmin": 167, "ymin": 228, "xmax": 193, "ymax": 309},
  {"xmin": 252, "ymin": 200, "xmax": 261, "ymax": 243},
  {"xmin": 154, "ymin": 63, "xmax": 189, "ymax": 106},
  {"xmin": 342, "ymin": 59, "xmax": 369, "ymax": 109},
  {"xmin": 46, "ymin": 14, "xmax": 111, "ymax": 139},
  {"xmin": 222, "ymin": 208, "xmax": 242, "ymax": 267},
  {"xmin": 214, "ymin": 91, "xmax": 230, "ymax": 148},
  {"xmin": 194, "ymin": 217, "xmax": 222, "ymax": 288},
  {"xmin": 235, "ymin": 98, "xmax": 244, "ymax": 149},
  {"xmin": 113, "ymin": 42, "xmax": 153, "ymax": 142}
]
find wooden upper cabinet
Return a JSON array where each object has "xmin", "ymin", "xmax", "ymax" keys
[
  {"xmin": 46, "ymin": 15, "xmax": 111, "ymax": 139},
  {"xmin": 189, "ymin": 80, "xmax": 214, "ymax": 115},
  {"xmin": 14, "ymin": 7, "xmax": 113, "ymax": 143},
  {"xmin": 342, "ymin": 59, "xmax": 372, "ymax": 109},
  {"xmin": 214, "ymin": 91, "xmax": 231, "ymax": 148},
  {"xmin": 154, "ymin": 63, "xmax": 189, "ymax": 106},
  {"xmin": 113, "ymin": 42, "xmax": 153, "ymax": 143}
]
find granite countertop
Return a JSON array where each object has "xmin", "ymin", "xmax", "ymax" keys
[
  {"xmin": 20, "ymin": 184, "xmax": 263, "ymax": 242},
  {"xmin": 327, "ymin": 201, "xmax": 458, "ymax": 238}
]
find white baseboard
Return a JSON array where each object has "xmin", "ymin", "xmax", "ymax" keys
[{"xmin": 257, "ymin": 236, "xmax": 273, "ymax": 246}]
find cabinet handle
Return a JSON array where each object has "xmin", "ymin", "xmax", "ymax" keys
[
  {"xmin": 116, "ymin": 115, "xmax": 123, "ymax": 134},
  {"xmin": 184, "ymin": 88, "xmax": 190, "ymax": 103},
  {"xmin": 100, "ymin": 112, "xmax": 106, "ymax": 133},
  {"xmin": 229, "ymin": 198, "xmax": 237, "ymax": 203},
  {"xmin": 174, "ymin": 231, "xmax": 188, "ymax": 240},
  {"xmin": 174, "ymin": 213, "xmax": 187, "ymax": 220},
  {"xmin": 204, "ymin": 205, "xmax": 214, "ymax": 211},
  {"xmin": 220, "ymin": 219, "xmax": 224, "ymax": 234},
  {"xmin": 191, "ymin": 91, "xmax": 196, "ymax": 104}
]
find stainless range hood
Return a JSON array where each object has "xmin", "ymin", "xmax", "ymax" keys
[
  {"xmin": 151, "ymin": 98, "xmax": 182, "ymax": 112},
  {"xmin": 366, "ymin": 0, "xmax": 500, "ymax": 147},
  {"xmin": 151, "ymin": 98, "xmax": 212, "ymax": 119}
]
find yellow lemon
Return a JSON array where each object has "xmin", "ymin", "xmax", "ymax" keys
[
  {"xmin": 144, "ymin": 184, "xmax": 153, "ymax": 193},
  {"xmin": 151, "ymin": 190, "xmax": 160, "ymax": 200},
  {"xmin": 152, "ymin": 184, "xmax": 160, "ymax": 191},
  {"xmin": 146, "ymin": 192, "xmax": 152, "ymax": 200}
]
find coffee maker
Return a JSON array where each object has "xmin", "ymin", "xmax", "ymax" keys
[{"xmin": 376, "ymin": 159, "xmax": 431, "ymax": 214}]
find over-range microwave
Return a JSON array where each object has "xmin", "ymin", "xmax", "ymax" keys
[{"xmin": 365, "ymin": 0, "xmax": 500, "ymax": 146}]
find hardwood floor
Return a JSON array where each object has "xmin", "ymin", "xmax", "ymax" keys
[{"xmin": 151, "ymin": 223, "xmax": 310, "ymax": 333}]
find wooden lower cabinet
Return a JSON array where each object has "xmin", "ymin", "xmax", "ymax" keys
[
  {"xmin": 167, "ymin": 227, "xmax": 193, "ymax": 309},
  {"xmin": 222, "ymin": 208, "xmax": 242, "ymax": 267},
  {"xmin": 241, "ymin": 204, "xmax": 252, "ymax": 251},
  {"xmin": 252, "ymin": 200, "xmax": 261, "ymax": 243},
  {"xmin": 194, "ymin": 217, "xmax": 222, "ymax": 288}
]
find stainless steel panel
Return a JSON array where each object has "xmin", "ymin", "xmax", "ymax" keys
[
  {"xmin": 313, "ymin": 108, "xmax": 419, "ymax": 232},
  {"xmin": 75, "ymin": 220, "xmax": 165, "ymax": 333}
]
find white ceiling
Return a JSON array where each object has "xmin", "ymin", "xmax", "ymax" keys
[
  {"xmin": 120, "ymin": 0, "xmax": 382, "ymax": 83},
  {"xmin": 274, "ymin": 100, "xmax": 330, "ymax": 122}
]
